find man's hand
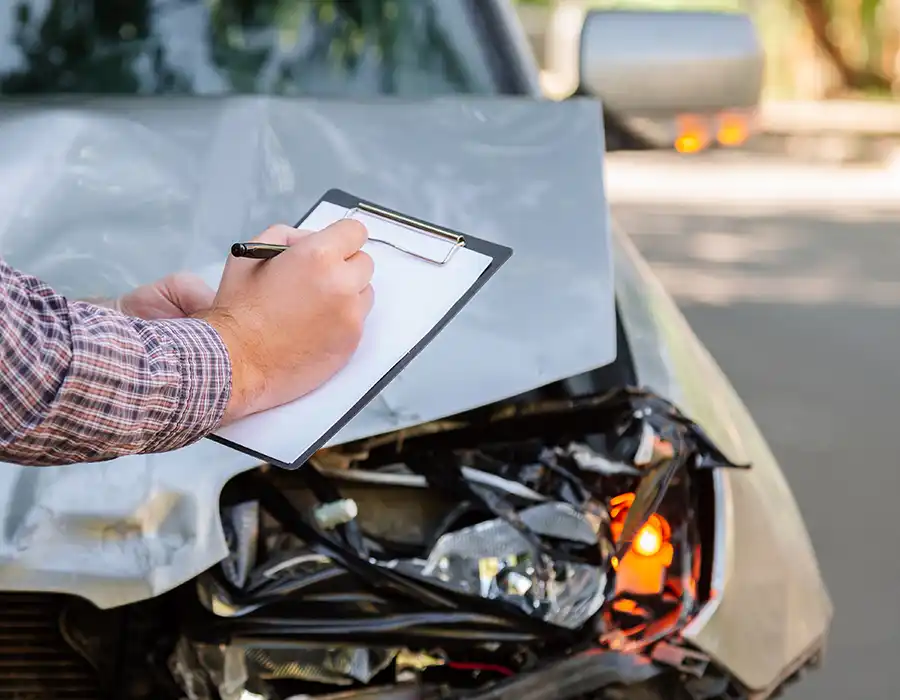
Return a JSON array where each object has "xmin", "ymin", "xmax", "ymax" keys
[
  {"xmin": 117, "ymin": 273, "xmax": 216, "ymax": 320},
  {"xmin": 200, "ymin": 220, "xmax": 374, "ymax": 424}
]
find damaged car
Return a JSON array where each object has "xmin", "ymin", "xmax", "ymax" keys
[{"xmin": 0, "ymin": 1, "xmax": 831, "ymax": 699}]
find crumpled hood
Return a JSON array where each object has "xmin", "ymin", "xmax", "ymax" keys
[{"xmin": 0, "ymin": 96, "xmax": 615, "ymax": 607}]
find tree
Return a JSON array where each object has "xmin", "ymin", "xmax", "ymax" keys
[{"xmin": 794, "ymin": 0, "xmax": 894, "ymax": 94}]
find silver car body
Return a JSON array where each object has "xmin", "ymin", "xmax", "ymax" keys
[
  {"xmin": 0, "ymin": 95, "xmax": 615, "ymax": 606},
  {"xmin": 0, "ymin": 40, "xmax": 830, "ymax": 700}
]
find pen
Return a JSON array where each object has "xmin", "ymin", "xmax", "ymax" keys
[{"xmin": 231, "ymin": 242, "xmax": 289, "ymax": 260}]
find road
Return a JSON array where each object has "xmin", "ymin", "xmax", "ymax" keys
[{"xmin": 605, "ymin": 151, "xmax": 900, "ymax": 699}]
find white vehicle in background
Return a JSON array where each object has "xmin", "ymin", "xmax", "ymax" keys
[{"xmin": 522, "ymin": 0, "xmax": 762, "ymax": 153}]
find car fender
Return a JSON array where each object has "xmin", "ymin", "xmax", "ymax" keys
[{"xmin": 611, "ymin": 224, "xmax": 833, "ymax": 694}]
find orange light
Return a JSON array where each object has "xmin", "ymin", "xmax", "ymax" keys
[
  {"xmin": 674, "ymin": 133, "xmax": 704, "ymax": 154},
  {"xmin": 716, "ymin": 113, "xmax": 750, "ymax": 147},
  {"xmin": 674, "ymin": 115, "xmax": 710, "ymax": 154},
  {"xmin": 609, "ymin": 493, "xmax": 635, "ymax": 520},
  {"xmin": 608, "ymin": 493, "xmax": 673, "ymax": 596},
  {"xmin": 608, "ymin": 494, "xmax": 671, "ymax": 556},
  {"xmin": 633, "ymin": 519, "xmax": 663, "ymax": 557},
  {"xmin": 613, "ymin": 598, "xmax": 639, "ymax": 614}
]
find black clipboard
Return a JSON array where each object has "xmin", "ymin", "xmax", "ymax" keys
[{"xmin": 208, "ymin": 188, "xmax": 513, "ymax": 470}]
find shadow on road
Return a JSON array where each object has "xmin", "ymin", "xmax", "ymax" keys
[{"xmin": 614, "ymin": 202, "xmax": 900, "ymax": 307}]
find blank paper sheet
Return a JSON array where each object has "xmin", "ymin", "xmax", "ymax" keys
[{"xmin": 211, "ymin": 201, "xmax": 493, "ymax": 466}]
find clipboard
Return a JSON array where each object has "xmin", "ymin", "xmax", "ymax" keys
[{"xmin": 208, "ymin": 188, "xmax": 513, "ymax": 470}]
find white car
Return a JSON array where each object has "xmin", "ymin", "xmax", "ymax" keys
[{"xmin": 0, "ymin": 2, "xmax": 831, "ymax": 699}]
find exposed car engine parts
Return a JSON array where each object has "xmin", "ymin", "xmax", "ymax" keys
[
  {"xmin": 8, "ymin": 387, "xmax": 751, "ymax": 699},
  {"xmin": 155, "ymin": 387, "xmax": 748, "ymax": 700}
]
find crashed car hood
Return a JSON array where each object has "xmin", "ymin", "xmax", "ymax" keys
[{"xmin": 0, "ymin": 96, "xmax": 614, "ymax": 607}]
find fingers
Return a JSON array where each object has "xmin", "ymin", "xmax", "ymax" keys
[
  {"xmin": 343, "ymin": 250, "xmax": 374, "ymax": 292},
  {"xmin": 249, "ymin": 219, "xmax": 366, "ymax": 255},
  {"xmin": 253, "ymin": 224, "xmax": 315, "ymax": 247},
  {"xmin": 313, "ymin": 218, "xmax": 369, "ymax": 260},
  {"xmin": 228, "ymin": 220, "xmax": 373, "ymax": 300}
]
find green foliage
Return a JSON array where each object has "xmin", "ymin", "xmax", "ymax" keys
[
  {"xmin": 0, "ymin": 0, "xmax": 479, "ymax": 97},
  {"xmin": 514, "ymin": 0, "xmax": 741, "ymax": 13}
]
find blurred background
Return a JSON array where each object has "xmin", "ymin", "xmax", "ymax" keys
[
  {"xmin": 513, "ymin": 2, "xmax": 900, "ymax": 699},
  {"xmin": 514, "ymin": 0, "xmax": 900, "ymax": 163},
  {"xmin": 516, "ymin": 0, "xmax": 900, "ymax": 100}
]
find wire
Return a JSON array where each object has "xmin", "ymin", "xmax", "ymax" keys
[{"xmin": 447, "ymin": 661, "xmax": 515, "ymax": 677}]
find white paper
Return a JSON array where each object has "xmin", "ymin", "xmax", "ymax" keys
[{"xmin": 212, "ymin": 201, "xmax": 493, "ymax": 465}]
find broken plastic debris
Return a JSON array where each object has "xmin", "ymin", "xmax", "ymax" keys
[
  {"xmin": 220, "ymin": 646, "xmax": 251, "ymax": 700},
  {"xmin": 499, "ymin": 568, "xmax": 534, "ymax": 597},
  {"xmin": 566, "ymin": 442, "xmax": 640, "ymax": 476},
  {"xmin": 244, "ymin": 645, "xmax": 397, "ymax": 685},
  {"xmin": 188, "ymin": 643, "xmax": 397, "ymax": 692},
  {"xmin": 221, "ymin": 501, "xmax": 260, "ymax": 589},
  {"xmin": 633, "ymin": 421, "xmax": 656, "ymax": 466},
  {"xmin": 168, "ymin": 638, "xmax": 216, "ymax": 700},
  {"xmin": 396, "ymin": 503, "xmax": 606, "ymax": 629},
  {"xmin": 314, "ymin": 499, "xmax": 359, "ymax": 530},
  {"xmin": 395, "ymin": 649, "xmax": 445, "ymax": 672}
]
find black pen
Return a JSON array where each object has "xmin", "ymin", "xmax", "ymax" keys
[{"xmin": 231, "ymin": 242, "xmax": 289, "ymax": 260}]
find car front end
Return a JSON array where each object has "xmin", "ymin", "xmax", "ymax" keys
[{"xmin": 0, "ymin": 2, "xmax": 831, "ymax": 699}]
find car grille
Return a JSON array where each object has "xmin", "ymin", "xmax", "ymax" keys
[{"xmin": 0, "ymin": 593, "xmax": 102, "ymax": 699}]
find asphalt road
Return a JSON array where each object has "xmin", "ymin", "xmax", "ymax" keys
[{"xmin": 606, "ymin": 151, "xmax": 900, "ymax": 700}]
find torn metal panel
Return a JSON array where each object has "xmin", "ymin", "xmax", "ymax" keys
[{"xmin": 394, "ymin": 503, "xmax": 607, "ymax": 630}]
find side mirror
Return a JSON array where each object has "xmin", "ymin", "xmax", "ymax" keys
[{"xmin": 578, "ymin": 10, "xmax": 764, "ymax": 148}]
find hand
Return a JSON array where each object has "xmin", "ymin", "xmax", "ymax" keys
[
  {"xmin": 201, "ymin": 220, "xmax": 374, "ymax": 424},
  {"xmin": 117, "ymin": 273, "xmax": 216, "ymax": 320}
]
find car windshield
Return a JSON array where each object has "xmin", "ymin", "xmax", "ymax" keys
[{"xmin": 0, "ymin": 0, "xmax": 498, "ymax": 96}]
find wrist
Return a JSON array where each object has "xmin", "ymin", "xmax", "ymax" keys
[
  {"xmin": 201, "ymin": 309, "xmax": 267, "ymax": 424},
  {"xmin": 138, "ymin": 317, "xmax": 233, "ymax": 451}
]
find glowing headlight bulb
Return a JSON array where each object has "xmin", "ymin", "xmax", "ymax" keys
[
  {"xmin": 608, "ymin": 494, "xmax": 673, "ymax": 596},
  {"xmin": 633, "ymin": 521, "xmax": 663, "ymax": 557}
]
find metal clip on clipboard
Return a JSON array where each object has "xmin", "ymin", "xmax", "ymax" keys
[{"xmin": 343, "ymin": 202, "xmax": 466, "ymax": 266}]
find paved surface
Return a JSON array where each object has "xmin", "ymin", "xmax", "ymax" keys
[
  {"xmin": 606, "ymin": 151, "xmax": 900, "ymax": 699},
  {"xmin": 753, "ymin": 101, "xmax": 900, "ymax": 168},
  {"xmin": 760, "ymin": 99, "xmax": 900, "ymax": 137}
]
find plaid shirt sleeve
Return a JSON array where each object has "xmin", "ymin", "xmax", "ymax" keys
[{"xmin": 0, "ymin": 258, "xmax": 232, "ymax": 466}]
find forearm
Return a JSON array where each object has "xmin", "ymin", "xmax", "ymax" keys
[{"xmin": 0, "ymin": 268, "xmax": 231, "ymax": 466}]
